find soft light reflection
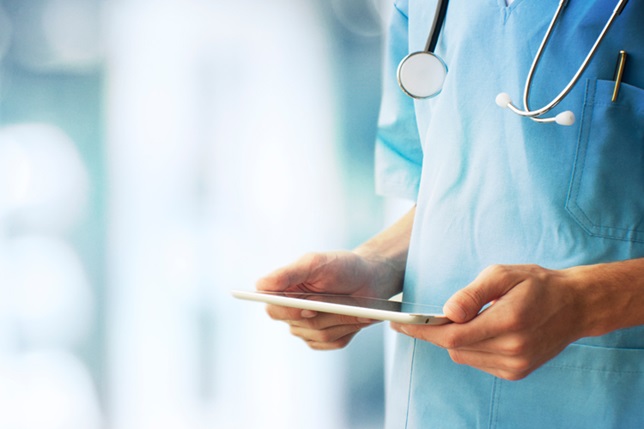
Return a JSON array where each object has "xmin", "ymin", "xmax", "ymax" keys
[
  {"xmin": 0, "ymin": 351, "xmax": 101, "ymax": 429},
  {"xmin": 106, "ymin": 1, "xmax": 348, "ymax": 428},
  {"xmin": 7, "ymin": 0, "xmax": 101, "ymax": 72},
  {"xmin": 7, "ymin": 235, "xmax": 93, "ymax": 348},
  {"xmin": 0, "ymin": 5, "xmax": 11, "ymax": 61},
  {"xmin": 1, "ymin": 0, "xmax": 388, "ymax": 427},
  {"xmin": 0, "ymin": 124, "xmax": 89, "ymax": 232},
  {"xmin": 0, "ymin": 137, "xmax": 32, "ymax": 208},
  {"xmin": 330, "ymin": 0, "xmax": 387, "ymax": 37},
  {"xmin": 42, "ymin": 0, "xmax": 103, "ymax": 71}
]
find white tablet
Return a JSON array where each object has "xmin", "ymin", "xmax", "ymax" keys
[{"xmin": 232, "ymin": 290, "xmax": 450, "ymax": 325}]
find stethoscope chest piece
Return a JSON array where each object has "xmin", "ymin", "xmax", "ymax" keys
[{"xmin": 397, "ymin": 51, "xmax": 447, "ymax": 99}]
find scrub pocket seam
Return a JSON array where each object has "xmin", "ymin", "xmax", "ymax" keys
[
  {"xmin": 546, "ymin": 363, "xmax": 644, "ymax": 375},
  {"xmin": 566, "ymin": 78, "xmax": 644, "ymax": 243}
]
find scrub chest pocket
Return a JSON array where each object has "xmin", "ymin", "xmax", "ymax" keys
[{"xmin": 567, "ymin": 79, "xmax": 644, "ymax": 243}]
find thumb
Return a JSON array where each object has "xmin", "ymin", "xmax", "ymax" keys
[
  {"xmin": 256, "ymin": 253, "xmax": 322, "ymax": 292},
  {"xmin": 443, "ymin": 265, "xmax": 517, "ymax": 323}
]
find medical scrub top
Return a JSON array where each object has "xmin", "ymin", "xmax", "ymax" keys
[{"xmin": 375, "ymin": 0, "xmax": 644, "ymax": 428}]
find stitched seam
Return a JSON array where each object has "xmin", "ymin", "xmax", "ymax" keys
[
  {"xmin": 404, "ymin": 339, "xmax": 417, "ymax": 429},
  {"xmin": 566, "ymin": 79, "xmax": 594, "ymax": 224},
  {"xmin": 488, "ymin": 377, "xmax": 500, "ymax": 429},
  {"xmin": 547, "ymin": 364, "xmax": 644, "ymax": 375}
]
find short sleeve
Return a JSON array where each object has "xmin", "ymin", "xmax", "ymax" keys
[{"xmin": 374, "ymin": 0, "xmax": 423, "ymax": 201}]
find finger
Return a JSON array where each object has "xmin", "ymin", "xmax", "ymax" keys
[
  {"xmin": 391, "ymin": 310, "xmax": 505, "ymax": 348},
  {"xmin": 444, "ymin": 265, "xmax": 525, "ymax": 323},
  {"xmin": 392, "ymin": 321, "xmax": 540, "ymax": 380},
  {"xmin": 255, "ymin": 253, "xmax": 328, "ymax": 293},
  {"xmin": 256, "ymin": 264, "xmax": 307, "ymax": 292},
  {"xmin": 265, "ymin": 304, "xmax": 317, "ymax": 322},
  {"xmin": 446, "ymin": 348, "xmax": 536, "ymax": 381},
  {"xmin": 290, "ymin": 312, "xmax": 377, "ymax": 330},
  {"xmin": 437, "ymin": 329, "xmax": 536, "ymax": 361},
  {"xmin": 291, "ymin": 325, "xmax": 360, "ymax": 350}
]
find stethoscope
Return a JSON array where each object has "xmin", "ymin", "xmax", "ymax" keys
[{"xmin": 397, "ymin": 0, "xmax": 630, "ymax": 126}]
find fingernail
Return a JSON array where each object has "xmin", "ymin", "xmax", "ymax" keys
[
  {"xmin": 357, "ymin": 318, "xmax": 375, "ymax": 324},
  {"xmin": 391, "ymin": 323, "xmax": 409, "ymax": 335},
  {"xmin": 301, "ymin": 310, "xmax": 317, "ymax": 319}
]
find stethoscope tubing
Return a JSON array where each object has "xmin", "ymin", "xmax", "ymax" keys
[
  {"xmin": 424, "ymin": 0, "xmax": 449, "ymax": 53},
  {"xmin": 512, "ymin": 0, "xmax": 630, "ymax": 121}
]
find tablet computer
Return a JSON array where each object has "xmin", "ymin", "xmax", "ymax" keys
[{"xmin": 232, "ymin": 290, "xmax": 450, "ymax": 325}]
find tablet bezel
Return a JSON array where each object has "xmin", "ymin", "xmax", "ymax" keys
[{"xmin": 232, "ymin": 290, "xmax": 450, "ymax": 325}]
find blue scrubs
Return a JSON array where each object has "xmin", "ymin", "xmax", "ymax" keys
[{"xmin": 375, "ymin": 0, "xmax": 644, "ymax": 427}]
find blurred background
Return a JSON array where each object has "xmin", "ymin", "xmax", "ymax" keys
[{"xmin": 0, "ymin": 0, "xmax": 411, "ymax": 428}]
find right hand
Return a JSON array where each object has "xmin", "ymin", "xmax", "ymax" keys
[{"xmin": 256, "ymin": 251, "xmax": 390, "ymax": 350}]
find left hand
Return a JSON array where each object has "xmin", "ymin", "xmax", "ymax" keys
[{"xmin": 391, "ymin": 264, "xmax": 591, "ymax": 381}]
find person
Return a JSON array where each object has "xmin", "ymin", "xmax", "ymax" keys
[{"xmin": 256, "ymin": 0, "xmax": 644, "ymax": 427}]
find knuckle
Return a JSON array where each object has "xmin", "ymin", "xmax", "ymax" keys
[
  {"xmin": 503, "ymin": 336, "xmax": 529, "ymax": 356},
  {"xmin": 289, "ymin": 325, "xmax": 303, "ymax": 337},
  {"xmin": 306, "ymin": 337, "xmax": 352, "ymax": 351},
  {"xmin": 265, "ymin": 305, "xmax": 298, "ymax": 322},
  {"xmin": 503, "ymin": 370, "xmax": 530, "ymax": 382},
  {"xmin": 483, "ymin": 264, "xmax": 509, "ymax": 278},
  {"xmin": 441, "ymin": 332, "xmax": 463, "ymax": 349},
  {"xmin": 497, "ymin": 370, "xmax": 527, "ymax": 381},
  {"xmin": 327, "ymin": 341, "xmax": 349, "ymax": 350},
  {"xmin": 302, "ymin": 317, "xmax": 322, "ymax": 329},
  {"xmin": 329, "ymin": 335, "xmax": 355, "ymax": 350},
  {"xmin": 496, "ymin": 306, "xmax": 528, "ymax": 332},
  {"xmin": 315, "ymin": 329, "xmax": 337, "ymax": 344},
  {"xmin": 448, "ymin": 349, "xmax": 467, "ymax": 365},
  {"xmin": 506, "ymin": 311, "xmax": 530, "ymax": 332},
  {"xmin": 265, "ymin": 305, "xmax": 282, "ymax": 321},
  {"xmin": 306, "ymin": 341, "xmax": 325, "ymax": 351},
  {"xmin": 299, "ymin": 252, "xmax": 327, "ymax": 271},
  {"xmin": 506, "ymin": 356, "xmax": 532, "ymax": 375}
]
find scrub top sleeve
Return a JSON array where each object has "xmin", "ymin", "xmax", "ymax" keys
[{"xmin": 374, "ymin": 1, "xmax": 423, "ymax": 201}]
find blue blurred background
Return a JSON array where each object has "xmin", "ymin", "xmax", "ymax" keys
[{"xmin": 0, "ymin": 1, "xmax": 411, "ymax": 428}]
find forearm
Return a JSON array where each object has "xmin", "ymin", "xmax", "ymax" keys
[
  {"xmin": 353, "ymin": 206, "xmax": 415, "ymax": 298},
  {"xmin": 568, "ymin": 257, "xmax": 644, "ymax": 338}
]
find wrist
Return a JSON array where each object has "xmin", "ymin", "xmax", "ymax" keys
[
  {"xmin": 353, "ymin": 244, "xmax": 406, "ymax": 299},
  {"xmin": 351, "ymin": 207, "xmax": 415, "ymax": 299},
  {"xmin": 564, "ymin": 258, "xmax": 644, "ymax": 338}
]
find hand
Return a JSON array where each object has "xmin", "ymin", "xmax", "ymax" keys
[
  {"xmin": 391, "ymin": 264, "xmax": 591, "ymax": 380},
  {"xmin": 256, "ymin": 251, "xmax": 393, "ymax": 350}
]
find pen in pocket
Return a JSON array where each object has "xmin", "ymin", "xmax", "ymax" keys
[{"xmin": 612, "ymin": 50, "xmax": 627, "ymax": 102}]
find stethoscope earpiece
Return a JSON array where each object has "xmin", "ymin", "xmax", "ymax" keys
[
  {"xmin": 554, "ymin": 111, "xmax": 575, "ymax": 126},
  {"xmin": 495, "ymin": 93, "xmax": 512, "ymax": 109}
]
